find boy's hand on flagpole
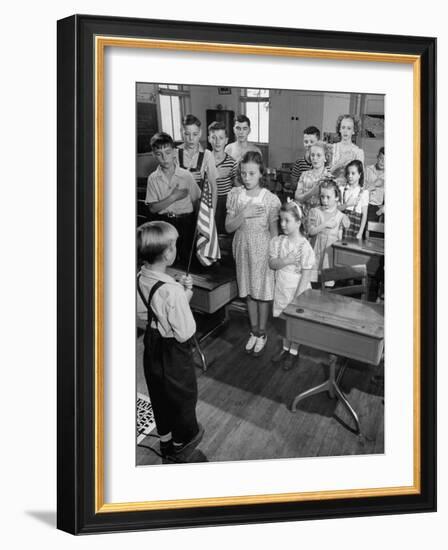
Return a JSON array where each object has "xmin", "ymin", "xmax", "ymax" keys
[
  {"xmin": 185, "ymin": 289, "xmax": 193, "ymax": 302},
  {"xmin": 180, "ymin": 274, "xmax": 193, "ymax": 291}
]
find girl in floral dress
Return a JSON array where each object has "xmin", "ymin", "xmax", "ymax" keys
[
  {"xmin": 294, "ymin": 141, "xmax": 331, "ymax": 229},
  {"xmin": 308, "ymin": 179, "xmax": 350, "ymax": 282},
  {"xmin": 225, "ymin": 151, "xmax": 281, "ymax": 357},
  {"xmin": 269, "ymin": 201, "xmax": 315, "ymax": 370}
]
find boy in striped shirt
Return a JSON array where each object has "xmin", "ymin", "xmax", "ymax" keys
[{"xmin": 208, "ymin": 121, "xmax": 238, "ymax": 234}]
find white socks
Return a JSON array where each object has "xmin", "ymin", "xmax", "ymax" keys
[{"xmin": 282, "ymin": 339, "xmax": 299, "ymax": 355}]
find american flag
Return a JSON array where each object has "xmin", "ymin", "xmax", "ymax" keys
[{"xmin": 196, "ymin": 178, "xmax": 221, "ymax": 266}]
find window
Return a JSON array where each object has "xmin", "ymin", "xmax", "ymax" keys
[
  {"xmin": 241, "ymin": 88, "xmax": 270, "ymax": 144},
  {"xmin": 158, "ymin": 84, "xmax": 190, "ymax": 141}
]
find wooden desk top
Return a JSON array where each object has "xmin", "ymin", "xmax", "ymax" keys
[
  {"xmin": 167, "ymin": 265, "xmax": 236, "ymax": 291},
  {"xmin": 332, "ymin": 237, "xmax": 384, "ymax": 256},
  {"xmin": 283, "ymin": 289, "xmax": 384, "ymax": 339}
]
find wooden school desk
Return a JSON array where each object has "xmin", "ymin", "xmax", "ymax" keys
[
  {"xmin": 167, "ymin": 265, "xmax": 238, "ymax": 370},
  {"xmin": 283, "ymin": 289, "xmax": 384, "ymax": 433},
  {"xmin": 167, "ymin": 265, "xmax": 238, "ymax": 315},
  {"xmin": 332, "ymin": 237, "xmax": 384, "ymax": 276}
]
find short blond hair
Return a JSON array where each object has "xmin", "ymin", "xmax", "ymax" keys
[
  {"xmin": 310, "ymin": 140, "xmax": 331, "ymax": 166},
  {"xmin": 137, "ymin": 221, "xmax": 178, "ymax": 263}
]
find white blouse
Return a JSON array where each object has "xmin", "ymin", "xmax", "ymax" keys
[{"xmin": 342, "ymin": 185, "xmax": 369, "ymax": 214}]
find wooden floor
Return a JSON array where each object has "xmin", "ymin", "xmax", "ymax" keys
[{"xmin": 136, "ymin": 311, "xmax": 384, "ymax": 466}]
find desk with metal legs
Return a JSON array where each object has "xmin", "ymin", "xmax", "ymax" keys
[{"xmin": 283, "ymin": 289, "xmax": 384, "ymax": 433}]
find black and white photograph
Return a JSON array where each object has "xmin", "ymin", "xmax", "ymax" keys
[
  {"xmin": 0, "ymin": 0, "xmax": 440, "ymax": 543},
  {"xmin": 135, "ymin": 82, "xmax": 385, "ymax": 466}
]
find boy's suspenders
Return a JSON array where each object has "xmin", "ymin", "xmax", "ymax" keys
[
  {"xmin": 137, "ymin": 275, "xmax": 165, "ymax": 328},
  {"xmin": 195, "ymin": 151, "xmax": 204, "ymax": 173},
  {"xmin": 178, "ymin": 149, "xmax": 205, "ymax": 188}
]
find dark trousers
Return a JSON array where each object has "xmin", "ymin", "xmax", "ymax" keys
[
  {"xmin": 143, "ymin": 327, "xmax": 199, "ymax": 443},
  {"xmin": 367, "ymin": 203, "xmax": 383, "ymax": 223},
  {"xmin": 273, "ymin": 316, "xmax": 286, "ymax": 337},
  {"xmin": 364, "ymin": 204, "xmax": 384, "ymax": 239},
  {"xmin": 215, "ymin": 195, "xmax": 228, "ymax": 235},
  {"xmin": 152, "ymin": 213, "xmax": 195, "ymax": 267}
]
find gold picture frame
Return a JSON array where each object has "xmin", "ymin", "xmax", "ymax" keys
[{"xmin": 57, "ymin": 14, "xmax": 436, "ymax": 534}]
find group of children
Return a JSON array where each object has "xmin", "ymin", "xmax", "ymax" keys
[
  {"xmin": 137, "ymin": 112, "xmax": 385, "ymax": 459},
  {"xmin": 145, "ymin": 113, "xmax": 262, "ymax": 245}
]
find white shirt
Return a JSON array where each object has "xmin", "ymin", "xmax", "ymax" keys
[
  {"xmin": 145, "ymin": 165, "xmax": 201, "ymax": 215},
  {"xmin": 365, "ymin": 164, "xmax": 385, "ymax": 206},
  {"xmin": 137, "ymin": 266, "xmax": 196, "ymax": 343},
  {"xmin": 342, "ymin": 185, "xmax": 369, "ymax": 214}
]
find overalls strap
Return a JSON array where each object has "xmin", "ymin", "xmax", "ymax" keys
[
  {"xmin": 178, "ymin": 149, "xmax": 205, "ymax": 189},
  {"xmin": 178, "ymin": 149, "xmax": 205, "ymax": 172},
  {"xmin": 343, "ymin": 186, "xmax": 362, "ymax": 209},
  {"xmin": 196, "ymin": 151, "xmax": 204, "ymax": 172},
  {"xmin": 137, "ymin": 276, "xmax": 165, "ymax": 327},
  {"xmin": 178, "ymin": 148, "xmax": 185, "ymax": 169}
]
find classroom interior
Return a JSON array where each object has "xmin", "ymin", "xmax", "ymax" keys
[{"xmin": 136, "ymin": 82, "xmax": 385, "ymax": 466}]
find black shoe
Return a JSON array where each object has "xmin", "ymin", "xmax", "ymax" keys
[
  {"xmin": 282, "ymin": 353, "xmax": 298, "ymax": 371},
  {"xmin": 172, "ymin": 424, "xmax": 204, "ymax": 456},
  {"xmin": 160, "ymin": 440, "xmax": 174, "ymax": 458},
  {"xmin": 272, "ymin": 348, "xmax": 288, "ymax": 364}
]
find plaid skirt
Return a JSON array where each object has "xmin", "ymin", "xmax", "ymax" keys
[{"xmin": 343, "ymin": 210, "xmax": 362, "ymax": 239}]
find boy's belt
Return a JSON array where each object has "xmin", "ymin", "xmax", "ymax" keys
[{"xmin": 161, "ymin": 211, "xmax": 193, "ymax": 219}]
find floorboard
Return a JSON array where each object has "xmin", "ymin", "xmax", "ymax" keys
[{"xmin": 136, "ymin": 311, "xmax": 384, "ymax": 466}]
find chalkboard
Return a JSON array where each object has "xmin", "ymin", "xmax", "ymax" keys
[{"xmin": 137, "ymin": 102, "xmax": 159, "ymax": 153}]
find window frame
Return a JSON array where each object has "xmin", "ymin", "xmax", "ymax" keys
[
  {"xmin": 239, "ymin": 88, "xmax": 270, "ymax": 144},
  {"xmin": 156, "ymin": 84, "xmax": 191, "ymax": 143}
]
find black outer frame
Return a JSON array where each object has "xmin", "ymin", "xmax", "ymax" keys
[{"xmin": 57, "ymin": 14, "xmax": 436, "ymax": 535}]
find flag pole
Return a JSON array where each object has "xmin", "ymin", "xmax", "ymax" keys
[
  {"xmin": 186, "ymin": 217, "xmax": 199, "ymax": 276},
  {"xmin": 185, "ymin": 176, "xmax": 206, "ymax": 276}
]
